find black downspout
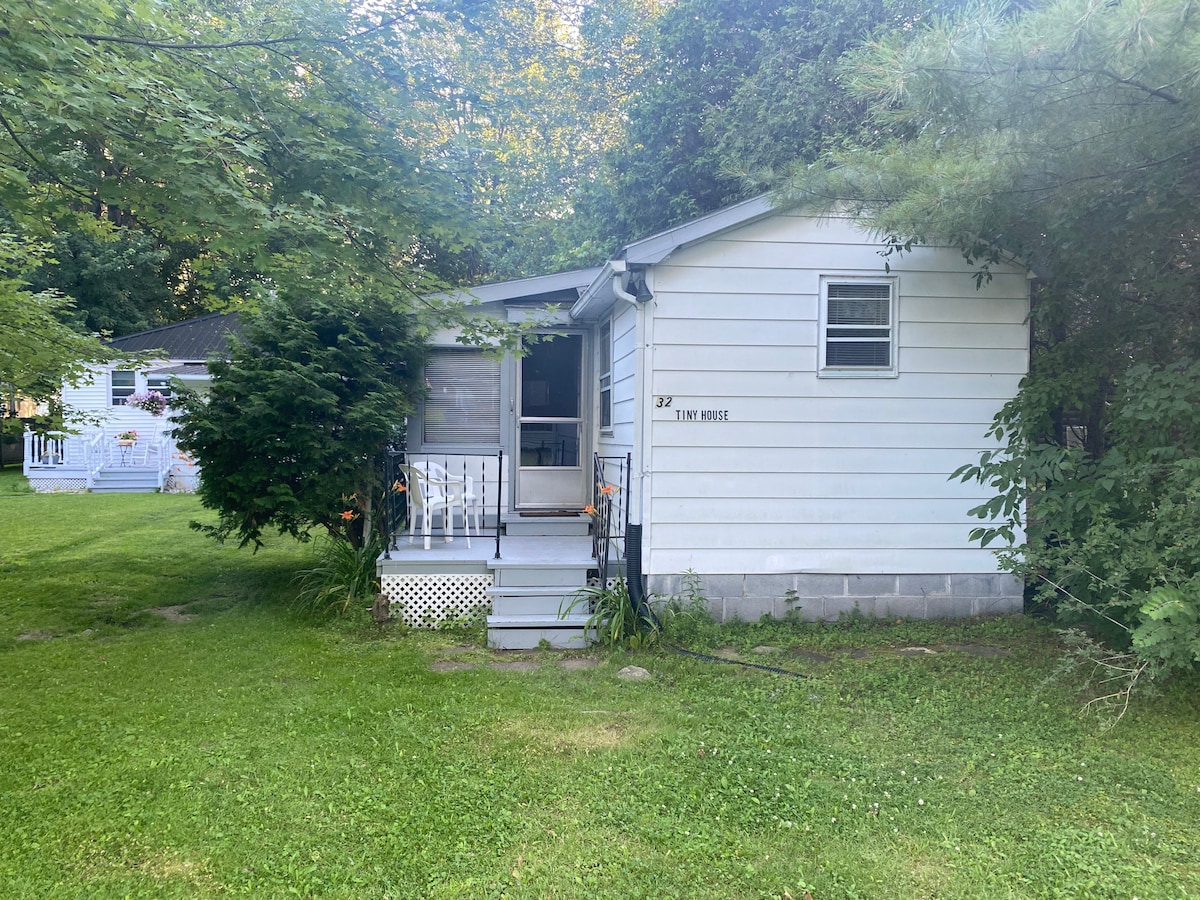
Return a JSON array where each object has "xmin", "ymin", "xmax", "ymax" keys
[{"xmin": 626, "ymin": 523, "xmax": 656, "ymax": 628}]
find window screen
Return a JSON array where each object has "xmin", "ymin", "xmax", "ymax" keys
[
  {"xmin": 422, "ymin": 349, "xmax": 501, "ymax": 445},
  {"xmin": 824, "ymin": 282, "xmax": 894, "ymax": 369},
  {"xmin": 599, "ymin": 320, "xmax": 612, "ymax": 431}
]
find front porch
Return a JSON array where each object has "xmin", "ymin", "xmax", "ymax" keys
[
  {"xmin": 379, "ymin": 452, "xmax": 630, "ymax": 649},
  {"xmin": 22, "ymin": 427, "xmax": 193, "ymax": 493}
]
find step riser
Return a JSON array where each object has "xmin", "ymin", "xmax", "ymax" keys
[
  {"xmin": 504, "ymin": 519, "xmax": 590, "ymax": 537},
  {"xmin": 491, "ymin": 566, "xmax": 593, "ymax": 587},
  {"xmin": 489, "ymin": 594, "xmax": 584, "ymax": 617},
  {"xmin": 487, "ymin": 625, "xmax": 593, "ymax": 650}
]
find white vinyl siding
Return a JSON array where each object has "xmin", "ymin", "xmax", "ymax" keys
[
  {"xmin": 422, "ymin": 348, "xmax": 501, "ymax": 446},
  {"xmin": 641, "ymin": 213, "xmax": 1030, "ymax": 577},
  {"xmin": 596, "ymin": 302, "xmax": 637, "ymax": 459}
]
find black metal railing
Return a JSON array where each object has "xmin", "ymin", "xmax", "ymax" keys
[
  {"xmin": 383, "ymin": 450, "xmax": 503, "ymax": 559},
  {"xmin": 592, "ymin": 452, "xmax": 632, "ymax": 586}
]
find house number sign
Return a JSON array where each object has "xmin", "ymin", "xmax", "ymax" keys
[{"xmin": 654, "ymin": 396, "xmax": 731, "ymax": 421}]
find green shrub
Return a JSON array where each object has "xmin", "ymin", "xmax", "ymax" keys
[{"xmin": 958, "ymin": 359, "xmax": 1200, "ymax": 682}]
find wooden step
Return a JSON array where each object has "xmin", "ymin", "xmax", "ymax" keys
[
  {"xmin": 486, "ymin": 614, "xmax": 595, "ymax": 650},
  {"xmin": 504, "ymin": 514, "xmax": 590, "ymax": 537},
  {"xmin": 91, "ymin": 468, "xmax": 160, "ymax": 493},
  {"xmin": 486, "ymin": 585, "xmax": 590, "ymax": 617}
]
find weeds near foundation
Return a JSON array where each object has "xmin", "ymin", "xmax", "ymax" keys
[{"xmin": 563, "ymin": 577, "xmax": 661, "ymax": 648}]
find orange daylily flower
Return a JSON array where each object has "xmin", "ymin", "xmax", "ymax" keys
[
  {"xmin": 340, "ymin": 510, "xmax": 355, "ymax": 521},
  {"xmin": 599, "ymin": 483, "xmax": 618, "ymax": 495},
  {"xmin": 583, "ymin": 504, "xmax": 596, "ymax": 516},
  {"xmin": 392, "ymin": 480, "xmax": 407, "ymax": 492}
]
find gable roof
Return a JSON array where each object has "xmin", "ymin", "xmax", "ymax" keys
[
  {"xmin": 572, "ymin": 195, "xmax": 782, "ymax": 320},
  {"xmin": 107, "ymin": 312, "xmax": 242, "ymax": 360},
  {"xmin": 616, "ymin": 195, "xmax": 777, "ymax": 266},
  {"xmin": 438, "ymin": 267, "xmax": 604, "ymax": 307}
]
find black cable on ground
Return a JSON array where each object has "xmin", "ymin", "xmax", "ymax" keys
[{"xmin": 665, "ymin": 642, "xmax": 810, "ymax": 679}]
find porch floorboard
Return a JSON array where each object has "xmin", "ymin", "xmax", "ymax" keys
[{"xmin": 379, "ymin": 534, "xmax": 596, "ymax": 574}]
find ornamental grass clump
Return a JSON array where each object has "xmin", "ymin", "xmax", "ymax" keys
[{"xmin": 293, "ymin": 532, "xmax": 382, "ymax": 618}]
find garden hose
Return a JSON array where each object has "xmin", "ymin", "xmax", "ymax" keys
[{"xmin": 665, "ymin": 642, "xmax": 810, "ymax": 679}]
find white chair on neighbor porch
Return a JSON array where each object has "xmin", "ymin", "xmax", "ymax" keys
[
  {"xmin": 398, "ymin": 463, "xmax": 465, "ymax": 551},
  {"xmin": 132, "ymin": 423, "xmax": 163, "ymax": 466},
  {"xmin": 410, "ymin": 460, "xmax": 481, "ymax": 540}
]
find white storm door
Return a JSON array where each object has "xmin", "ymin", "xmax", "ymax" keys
[{"xmin": 515, "ymin": 334, "xmax": 587, "ymax": 508}]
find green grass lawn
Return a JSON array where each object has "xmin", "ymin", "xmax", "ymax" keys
[{"xmin": 1, "ymin": 492, "xmax": 1198, "ymax": 898}]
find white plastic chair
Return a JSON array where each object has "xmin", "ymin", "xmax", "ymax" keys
[
  {"xmin": 410, "ymin": 460, "xmax": 479, "ymax": 536},
  {"xmin": 411, "ymin": 460, "xmax": 480, "ymax": 540},
  {"xmin": 398, "ymin": 464, "xmax": 462, "ymax": 550}
]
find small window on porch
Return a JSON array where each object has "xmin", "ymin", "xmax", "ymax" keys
[
  {"xmin": 146, "ymin": 374, "xmax": 173, "ymax": 402},
  {"xmin": 111, "ymin": 370, "xmax": 136, "ymax": 405},
  {"xmin": 599, "ymin": 319, "xmax": 612, "ymax": 432},
  {"xmin": 422, "ymin": 348, "xmax": 501, "ymax": 446}
]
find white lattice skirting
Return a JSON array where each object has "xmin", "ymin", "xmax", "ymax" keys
[
  {"xmin": 31, "ymin": 477, "xmax": 87, "ymax": 493},
  {"xmin": 380, "ymin": 573, "xmax": 493, "ymax": 628}
]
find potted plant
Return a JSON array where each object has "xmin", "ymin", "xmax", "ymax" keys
[{"xmin": 116, "ymin": 429, "xmax": 139, "ymax": 446}]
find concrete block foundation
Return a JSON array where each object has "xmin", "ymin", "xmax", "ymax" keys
[{"xmin": 645, "ymin": 572, "xmax": 1023, "ymax": 622}]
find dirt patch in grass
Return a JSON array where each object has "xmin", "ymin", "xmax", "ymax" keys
[
  {"xmin": 490, "ymin": 660, "xmax": 541, "ymax": 672},
  {"xmin": 16, "ymin": 630, "xmax": 56, "ymax": 641},
  {"xmin": 506, "ymin": 717, "xmax": 641, "ymax": 754},
  {"xmin": 560, "ymin": 656, "xmax": 600, "ymax": 670},
  {"xmin": 147, "ymin": 605, "xmax": 199, "ymax": 623},
  {"xmin": 944, "ymin": 643, "xmax": 1011, "ymax": 657},
  {"xmin": 429, "ymin": 660, "xmax": 476, "ymax": 672}
]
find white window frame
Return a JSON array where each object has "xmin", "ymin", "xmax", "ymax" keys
[
  {"xmin": 598, "ymin": 318, "xmax": 613, "ymax": 433},
  {"xmin": 110, "ymin": 369, "xmax": 136, "ymax": 405},
  {"xmin": 818, "ymin": 276, "xmax": 899, "ymax": 378}
]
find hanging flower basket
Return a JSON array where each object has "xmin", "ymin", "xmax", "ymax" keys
[{"xmin": 127, "ymin": 391, "xmax": 168, "ymax": 416}]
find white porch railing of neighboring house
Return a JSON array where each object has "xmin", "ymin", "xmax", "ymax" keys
[{"xmin": 22, "ymin": 426, "xmax": 186, "ymax": 492}]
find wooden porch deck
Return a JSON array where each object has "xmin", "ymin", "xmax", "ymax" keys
[{"xmin": 379, "ymin": 532, "xmax": 597, "ymax": 574}]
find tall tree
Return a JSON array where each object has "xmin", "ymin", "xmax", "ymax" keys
[
  {"xmin": 577, "ymin": 0, "xmax": 784, "ymax": 246},
  {"xmin": 574, "ymin": 0, "xmax": 982, "ymax": 252},
  {"xmin": 405, "ymin": 0, "xmax": 665, "ymax": 279},
  {"xmin": 27, "ymin": 229, "xmax": 209, "ymax": 337},
  {"xmin": 0, "ymin": 234, "xmax": 118, "ymax": 405},
  {"xmin": 1, "ymin": 0, "xmax": 467, "ymax": 305},
  {"xmin": 783, "ymin": 0, "xmax": 1200, "ymax": 668}
]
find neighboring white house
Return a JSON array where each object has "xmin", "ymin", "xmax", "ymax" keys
[
  {"xmin": 387, "ymin": 197, "xmax": 1030, "ymax": 635},
  {"xmin": 24, "ymin": 313, "xmax": 240, "ymax": 493}
]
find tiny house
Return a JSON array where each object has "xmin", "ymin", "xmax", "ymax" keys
[{"xmin": 382, "ymin": 198, "xmax": 1030, "ymax": 647}]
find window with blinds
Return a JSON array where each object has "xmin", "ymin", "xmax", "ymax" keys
[
  {"xmin": 421, "ymin": 349, "xmax": 501, "ymax": 445},
  {"xmin": 820, "ymin": 280, "xmax": 897, "ymax": 376}
]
